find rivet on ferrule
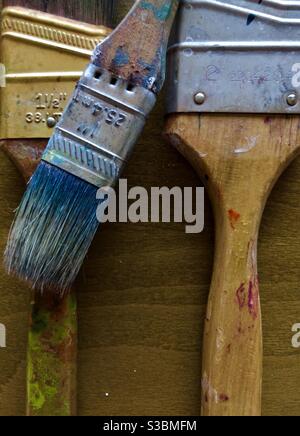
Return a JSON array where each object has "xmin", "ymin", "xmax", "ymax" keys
[{"xmin": 166, "ymin": 0, "xmax": 300, "ymax": 115}]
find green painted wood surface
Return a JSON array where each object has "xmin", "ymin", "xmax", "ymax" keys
[
  {"xmin": 0, "ymin": 0, "xmax": 300, "ymax": 416},
  {"xmin": 26, "ymin": 290, "xmax": 77, "ymax": 416}
]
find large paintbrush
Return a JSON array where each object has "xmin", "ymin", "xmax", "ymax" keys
[
  {"xmin": 0, "ymin": 0, "xmax": 115, "ymax": 415},
  {"xmin": 4, "ymin": 0, "xmax": 179, "ymax": 295},
  {"xmin": 165, "ymin": 0, "xmax": 300, "ymax": 416}
]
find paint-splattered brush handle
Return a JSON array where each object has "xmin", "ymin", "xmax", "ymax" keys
[
  {"xmin": 165, "ymin": 114, "xmax": 300, "ymax": 416},
  {"xmin": 93, "ymin": 0, "xmax": 179, "ymax": 93},
  {"xmin": 165, "ymin": 116, "xmax": 264, "ymax": 416},
  {"xmin": 28, "ymin": 289, "xmax": 77, "ymax": 416}
]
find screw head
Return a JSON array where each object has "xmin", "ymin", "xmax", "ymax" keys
[
  {"xmin": 47, "ymin": 116, "xmax": 57, "ymax": 128},
  {"xmin": 194, "ymin": 92, "xmax": 206, "ymax": 105},
  {"xmin": 286, "ymin": 92, "xmax": 298, "ymax": 107}
]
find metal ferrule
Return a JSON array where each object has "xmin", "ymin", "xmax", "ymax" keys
[
  {"xmin": 166, "ymin": 0, "xmax": 300, "ymax": 114},
  {"xmin": 43, "ymin": 64, "xmax": 156, "ymax": 187},
  {"xmin": 0, "ymin": 7, "xmax": 110, "ymax": 140}
]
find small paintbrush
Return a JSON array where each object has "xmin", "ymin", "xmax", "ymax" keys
[
  {"xmin": 4, "ymin": 0, "xmax": 179, "ymax": 293},
  {"xmin": 1, "ymin": 0, "xmax": 115, "ymax": 415}
]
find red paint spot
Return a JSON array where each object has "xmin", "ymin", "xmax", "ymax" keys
[
  {"xmin": 236, "ymin": 283, "xmax": 246, "ymax": 309},
  {"xmin": 216, "ymin": 187, "xmax": 223, "ymax": 201},
  {"xmin": 219, "ymin": 394, "xmax": 229, "ymax": 402},
  {"xmin": 248, "ymin": 277, "xmax": 259, "ymax": 319},
  {"xmin": 237, "ymin": 321, "xmax": 244, "ymax": 335},
  {"xmin": 264, "ymin": 116, "xmax": 272, "ymax": 124},
  {"xmin": 228, "ymin": 209, "xmax": 241, "ymax": 229},
  {"xmin": 236, "ymin": 276, "xmax": 259, "ymax": 320}
]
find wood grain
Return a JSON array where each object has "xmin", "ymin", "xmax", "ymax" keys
[
  {"xmin": 2, "ymin": 0, "xmax": 116, "ymax": 26},
  {"xmin": 0, "ymin": 0, "xmax": 300, "ymax": 417}
]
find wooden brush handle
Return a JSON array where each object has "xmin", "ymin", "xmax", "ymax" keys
[
  {"xmin": 165, "ymin": 113, "xmax": 300, "ymax": 416},
  {"xmin": 93, "ymin": 0, "xmax": 179, "ymax": 92},
  {"xmin": 27, "ymin": 289, "xmax": 77, "ymax": 416},
  {"xmin": 1, "ymin": 139, "xmax": 77, "ymax": 416},
  {"xmin": 201, "ymin": 184, "xmax": 263, "ymax": 417}
]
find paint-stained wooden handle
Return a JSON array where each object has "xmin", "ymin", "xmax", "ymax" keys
[
  {"xmin": 1, "ymin": 140, "xmax": 45, "ymax": 182},
  {"xmin": 1, "ymin": 139, "xmax": 77, "ymax": 416},
  {"xmin": 165, "ymin": 113, "xmax": 300, "ymax": 416},
  {"xmin": 93, "ymin": 0, "xmax": 179, "ymax": 93},
  {"xmin": 27, "ymin": 289, "xmax": 77, "ymax": 416}
]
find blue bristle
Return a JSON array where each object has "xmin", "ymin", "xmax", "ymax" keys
[{"xmin": 4, "ymin": 161, "xmax": 100, "ymax": 293}]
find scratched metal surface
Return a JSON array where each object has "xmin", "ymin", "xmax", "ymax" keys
[
  {"xmin": 166, "ymin": 0, "xmax": 300, "ymax": 114},
  {"xmin": 0, "ymin": 0, "xmax": 300, "ymax": 416}
]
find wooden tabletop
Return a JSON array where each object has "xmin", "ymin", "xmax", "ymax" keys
[{"xmin": 0, "ymin": 0, "xmax": 300, "ymax": 416}]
